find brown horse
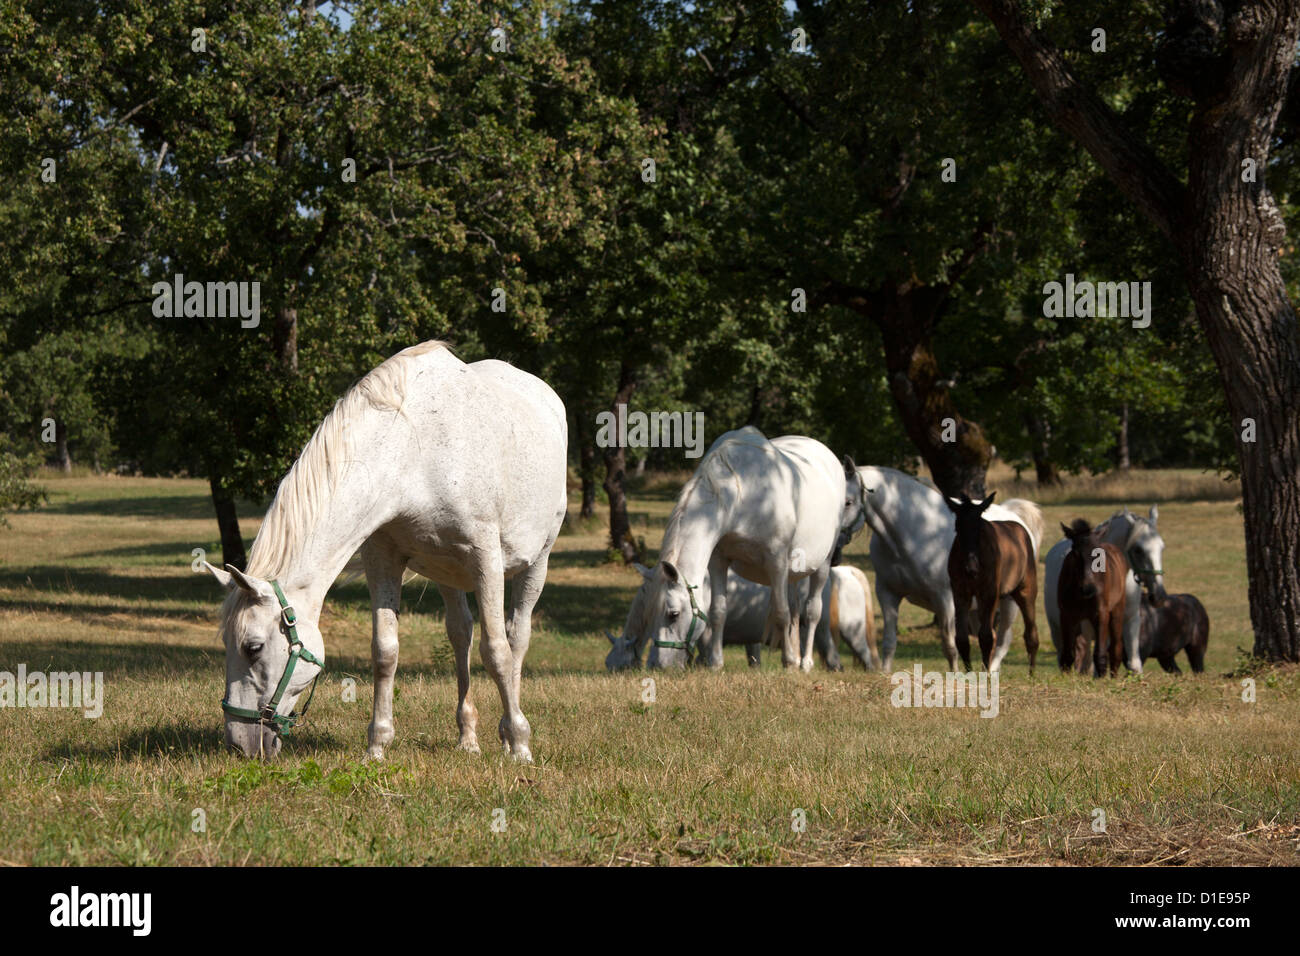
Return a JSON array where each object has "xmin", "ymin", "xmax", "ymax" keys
[
  {"xmin": 1057, "ymin": 519, "xmax": 1129, "ymax": 677},
  {"xmin": 945, "ymin": 493, "xmax": 1039, "ymax": 674},
  {"xmin": 1138, "ymin": 592, "xmax": 1209, "ymax": 673}
]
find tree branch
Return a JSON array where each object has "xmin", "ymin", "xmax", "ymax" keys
[{"xmin": 971, "ymin": 0, "xmax": 1188, "ymax": 239}]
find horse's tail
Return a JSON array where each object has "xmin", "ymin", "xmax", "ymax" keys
[{"xmin": 1003, "ymin": 499, "xmax": 1044, "ymax": 561}]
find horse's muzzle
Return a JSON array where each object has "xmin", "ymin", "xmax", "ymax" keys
[{"xmin": 225, "ymin": 719, "xmax": 282, "ymax": 759}]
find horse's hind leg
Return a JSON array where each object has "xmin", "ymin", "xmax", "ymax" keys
[
  {"xmin": 1009, "ymin": 587, "xmax": 1039, "ymax": 676},
  {"xmin": 439, "ymin": 585, "xmax": 479, "ymax": 753},
  {"xmin": 1158, "ymin": 654, "xmax": 1181, "ymax": 674},
  {"xmin": 745, "ymin": 643, "xmax": 761, "ymax": 668},
  {"xmin": 799, "ymin": 563, "xmax": 832, "ymax": 673},
  {"xmin": 506, "ymin": 553, "xmax": 550, "ymax": 702},
  {"xmin": 988, "ymin": 595, "xmax": 1017, "ymax": 674},
  {"xmin": 476, "ymin": 552, "xmax": 532, "ymax": 762},
  {"xmin": 362, "ymin": 542, "xmax": 406, "ymax": 761}
]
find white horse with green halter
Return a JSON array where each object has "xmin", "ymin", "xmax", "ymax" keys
[
  {"xmin": 203, "ymin": 341, "xmax": 567, "ymax": 762},
  {"xmin": 638, "ymin": 427, "xmax": 852, "ymax": 672},
  {"xmin": 1043, "ymin": 505, "xmax": 1165, "ymax": 674}
]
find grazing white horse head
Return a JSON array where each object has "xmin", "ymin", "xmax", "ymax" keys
[
  {"xmin": 204, "ymin": 563, "xmax": 325, "ymax": 759},
  {"xmin": 204, "ymin": 341, "xmax": 567, "ymax": 761}
]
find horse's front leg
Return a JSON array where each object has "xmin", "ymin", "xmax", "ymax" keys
[
  {"xmin": 951, "ymin": 585, "xmax": 974, "ymax": 672},
  {"xmin": 765, "ymin": 563, "xmax": 798, "ymax": 669},
  {"xmin": 799, "ymin": 563, "xmax": 832, "ymax": 673},
  {"xmin": 362, "ymin": 544, "xmax": 406, "ymax": 761},
  {"xmin": 975, "ymin": 593, "xmax": 998, "ymax": 671},
  {"xmin": 878, "ymin": 586, "xmax": 903, "ymax": 673},
  {"xmin": 1093, "ymin": 610, "xmax": 1110, "ymax": 678},
  {"xmin": 476, "ymin": 550, "xmax": 531, "ymax": 762},
  {"xmin": 439, "ymin": 585, "xmax": 479, "ymax": 753},
  {"xmin": 704, "ymin": 555, "xmax": 729, "ymax": 669}
]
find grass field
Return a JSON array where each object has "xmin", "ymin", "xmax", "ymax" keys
[{"xmin": 0, "ymin": 468, "xmax": 1297, "ymax": 865}]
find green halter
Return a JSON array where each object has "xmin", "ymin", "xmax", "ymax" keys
[
  {"xmin": 653, "ymin": 579, "xmax": 709, "ymax": 657},
  {"xmin": 220, "ymin": 579, "xmax": 323, "ymax": 735}
]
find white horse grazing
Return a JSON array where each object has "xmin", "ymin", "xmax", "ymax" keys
[
  {"xmin": 844, "ymin": 466, "xmax": 1043, "ymax": 673},
  {"xmin": 606, "ymin": 564, "xmax": 877, "ymax": 670},
  {"xmin": 1043, "ymin": 506, "xmax": 1165, "ymax": 674},
  {"xmin": 638, "ymin": 427, "xmax": 848, "ymax": 671},
  {"xmin": 203, "ymin": 341, "xmax": 567, "ymax": 762}
]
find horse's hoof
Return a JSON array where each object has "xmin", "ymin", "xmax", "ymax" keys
[
  {"xmin": 510, "ymin": 747, "xmax": 534, "ymax": 764},
  {"xmin": 365, "ymin": 746, "xmax": 386, "ymax": 762},
  {"xmin": 457, "ymin": 739, "xmax": 481, "ymax": 755}
]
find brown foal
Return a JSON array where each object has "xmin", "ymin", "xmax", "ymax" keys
[
  {"xmin": 1057, "ymin": 519, "xmax": 1129, "ymax": 677},
  {"xmin": 945, "ymin": 493, "xmax": 1039, "ymax": 674}
]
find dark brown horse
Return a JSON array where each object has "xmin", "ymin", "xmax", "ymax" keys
[
  {"xmin": 1138, "ymin": 592, "xmax": 1209, "ymax": 673},
  {"xmin": 945, "ymin": 493, "xmax": 1039, "ymax": 674},
  {"xmin": 1057, "ymin": 519, "xmax": 1129, "ymax": 677}
]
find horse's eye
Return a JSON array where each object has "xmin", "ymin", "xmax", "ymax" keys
[
  {"xmin": 245, "ymin": 642, "xmax": 264, "ymax": 657},
  {"xmin": 666, "ymin": 610, "xmax": 680, "ymax": 622}
]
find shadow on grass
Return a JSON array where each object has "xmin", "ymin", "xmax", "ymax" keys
[
  {"xmin": 0, "ymin": 566, "xmax": 218, "ymax": 609},
  {"xmin": 41, "ymin": 494, "xmax": 258, "ymax": 521},
  {"xmin": 40, "ymin": 722, "xmax": 347, "ymax": 762},
  {"xmin": 0, "ymin": 639, "xmax": 220, "ymax": 676}
]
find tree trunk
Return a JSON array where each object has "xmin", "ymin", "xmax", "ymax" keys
[
  {"xmin": 602, "ymin": 361, "xmax": 639, "ymax": 563},
  {"xmin": 210, "ymin": 476, "xmax": 247, "ymax": 571},
  {"xmin": 1024, "ymin": 412, "xmax": 1062, "ymax": 486},
  {"xmin": 274, "ymin": 305, "xmax": 298, "ymax": 373},
  {"xmin": 579, "ymin": 438, "xmax": 597, "ymax": 520},
  {"xmin": 54, "ymin": 419, "xmax": 72, "ymax": 474},
  {"xmin": 1117, "ymin": 402, "xmax": 1130, "ymax": 471},
  {"xmin": 877, "ymin": 286, "xmax": 992, "ymax": 498},
  {"xmin": 975, "ymin": 0, "xmax": 1300, "ymax": 660}
]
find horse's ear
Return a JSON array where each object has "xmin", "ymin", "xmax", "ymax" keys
[
  {"xmin": 202, "ymin": 561, "xmax": 235, "ymax": 590},
  {"xmin": 842, "ymin": 454, "xmax": 857, "ymax": 478},
  {"xmin": 1060, "ymin": 522, "xmax": 1073, "ymax": 540},
  {"xmin": 661, "ymin": 560, "xmax": 680, "ymax": 584},
  {"xmin": 1148, "ymin": 504, "xmax": 1159, "ymax": 525},
  {"xmin": 224, "ymin": 564, "xmax": 276, "ymax": 601},
  {"xmin": 945, "ymin": 496, "xmax": 962, "ymax": 514},
  {"xmin": 979, "ymin": 492, "xmax": 996, "ymax": 511},
  {"xmin": 605, "ymin": 629, "xmax": 619, "ymax": 645},
  {"xmin": 632, "ymin": 562, "xmax": 652, "ymax": 581}
]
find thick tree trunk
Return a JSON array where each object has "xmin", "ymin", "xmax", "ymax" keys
[
  {"xmin": 877, "ymin": 287, "xmax": 992, "ymax": 498},
  {"xmin": 975, "ymin": 0, "xmax": 1300, "ymax": 660},
  {"xmin": 209, "ymin": 476, "xmax": 247, "ymax": 571},
  {"xmin": 602, "ymin": 362, "xmax": 639, "ymax": 563}
]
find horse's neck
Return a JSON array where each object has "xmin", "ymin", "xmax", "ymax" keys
[
  {"xmin": 661, "ymin": 494, "xmax": 724, "ymax": 590},
  {"xmin": 271, "ymin": 427, "xmax": 392, "ymax": 620},
  {"xmin": 1104, "ymin": 516, "xmax": 1134, "ymax": 550}
]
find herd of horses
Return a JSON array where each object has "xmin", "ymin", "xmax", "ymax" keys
[{"xmin": 201, "ymin": 343, "xmax": 1211, "ymax": 761}]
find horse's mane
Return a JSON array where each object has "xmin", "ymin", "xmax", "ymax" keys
[
  {"xmin": 660, "ymin": 428, "xmax": 767, "ymax": 563},
  {"xmin": 244, "ymin": 340, "xmax": 449, "ymax": 580}
]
